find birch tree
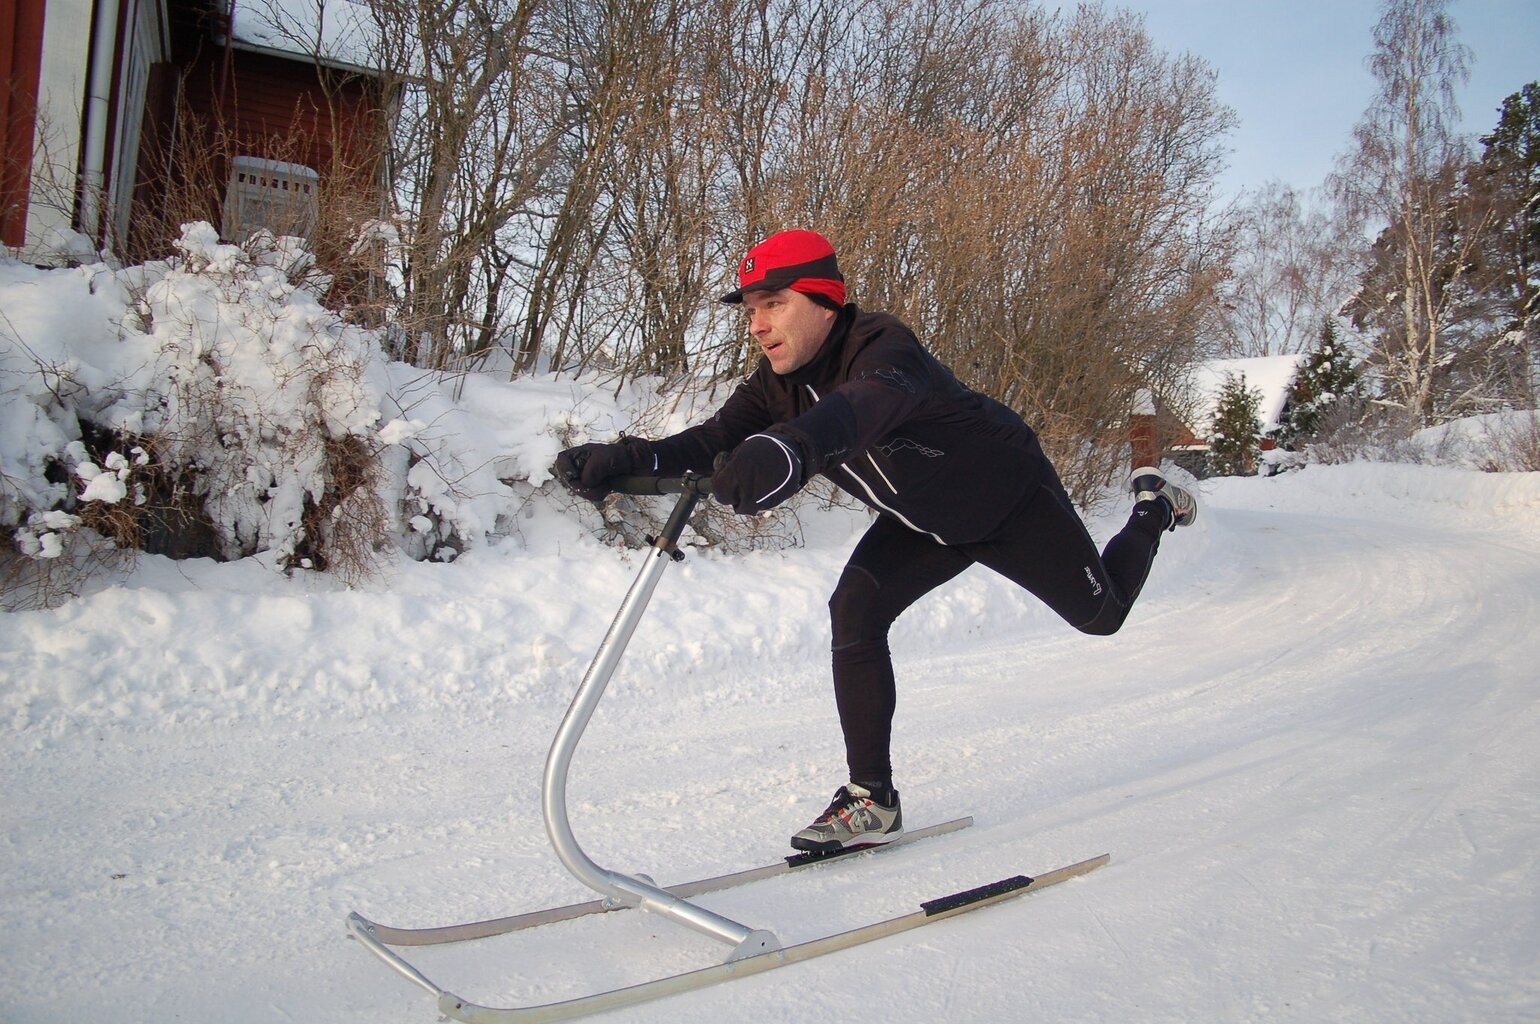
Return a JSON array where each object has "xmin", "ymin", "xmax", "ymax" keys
[{"xmin": 1333, "ymin": 0, "xmax": 1482, "ymax": 425}]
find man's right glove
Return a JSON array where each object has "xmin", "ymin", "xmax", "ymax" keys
[{"xmin": 553, "ymin": 437, "xmax": 655, "ymax": 503}]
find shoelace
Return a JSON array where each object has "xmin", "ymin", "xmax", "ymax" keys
[{"xmin": 815, "ymin": 787, "xmax": 861, "ymax": 825}]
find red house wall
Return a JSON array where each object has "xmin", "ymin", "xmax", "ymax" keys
[
  {"xmin": 2, "ymin": 0, "xmax": 48, "ymax": 247},
  {"xmin": 179, "ymin": 44, "xmax": 382, "ymax": 194},
  {"xmin": 132, "ymin": 8, "xmax": 386, "ymax": 255}
]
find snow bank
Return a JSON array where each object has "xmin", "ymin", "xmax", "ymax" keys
[
  {"xmin": 1218, "ymin": 461, "xmax": 1540, "ymax": 523},
  {"xmin": 24, "ymin": 452, "xmax": 1531, "ymax": 750},
  {"xmin": 1410, "ymin": 410, "xmax": 1540, "ymax": 471}
]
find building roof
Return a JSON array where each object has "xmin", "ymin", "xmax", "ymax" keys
[
  {"xmin": 1180, "ymin": 354, "xmax": 1307, "ymax": 436},
  {"xmin": 219, "ymin": 0, "xmax": 381, "ymax": 75}
]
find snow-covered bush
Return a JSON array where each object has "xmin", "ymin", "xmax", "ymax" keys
[
  {"xmin": 137, "ymin": 225, "xmax": 390, "ymax": 571},
  {"xmin": 1, "ymin": 224, "xmax": 393, "ymax": 602},
  {"xmin": 1291, "ymin": 406, "xmax": 1540, "ymax": 473},
  {"xmin": 1468, "ymin": 412, "xmax": 1540, "ymax": 473}
]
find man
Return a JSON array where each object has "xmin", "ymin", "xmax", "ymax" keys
[{"xmin": 555, "ymin": 229, "xmax": 1195, "ymax": 854}]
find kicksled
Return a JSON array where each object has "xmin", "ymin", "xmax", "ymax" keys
[{"xmin": 346, "ymin": 473, "xmax": 1109, "ymax": 1021}]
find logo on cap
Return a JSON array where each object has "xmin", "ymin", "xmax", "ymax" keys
[{"xmin": 743, "ymin": 257, "xmax": 755, "ymax": 273}]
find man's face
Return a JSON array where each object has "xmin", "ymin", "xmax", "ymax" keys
[{"xmin": 742, "ymin": 288, "xmax": 836, "ymax": 375}]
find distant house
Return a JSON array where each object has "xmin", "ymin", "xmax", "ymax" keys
[
  {"xmin": 1131, "ymin": 354, "xmax": 1307, "ymax": 476},
  {"xmin": 3, "ymin": 0, "xmax": 388, "ymax": 264}
]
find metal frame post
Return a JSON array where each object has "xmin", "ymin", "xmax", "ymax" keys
[{"xmin": 540, "ymin": 480, "xmax": 780, "ymax": 961}]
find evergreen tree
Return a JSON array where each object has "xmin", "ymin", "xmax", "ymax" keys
[
  {"xmin": 1473, "ymin": 82, "xmax": 1540, "ymax": 406},
  {"xmin": 1209, "ymin": 373, "xmax": 1264, "ymax": 476},
  {"xmin": 1481, "ymin": 82, "xmax": 1539, "ymax": 271},
  {"xmin": 1277, "ymin": 318, "xmax": 1368, "ymax": 448}
]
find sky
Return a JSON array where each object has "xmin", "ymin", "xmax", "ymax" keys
[{"xmin": 1115, "ymin": 0, "xmax": 1539, "ymax": 203}]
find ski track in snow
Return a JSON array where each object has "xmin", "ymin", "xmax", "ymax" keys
[{"xmin": 2, "ymin": 468, "xmax": 1539, "ymax": 1023}]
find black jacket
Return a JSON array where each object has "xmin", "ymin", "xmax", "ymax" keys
[{"xmin": 651, "ymin": 305, "xmax": 1052, "ymax": 544}]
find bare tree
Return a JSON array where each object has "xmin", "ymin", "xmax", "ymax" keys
[
  {"xmin": 349, "ymin": 0, "xmax": 1232, "ymax": 502},
  {"xmin": 544, "ymin": 0, "xmax": 740, "ymax": 379},
  {"xmin": 760, "ymin": 1, "xmax": 1232, "ymax": 500},
  {"xmin": 365, "ymin": 0, "xmax": 566, "ymax": 368},
  {"xmin": 1211, "ymin": 182, "xmax": 1360, "ymax": 357}
]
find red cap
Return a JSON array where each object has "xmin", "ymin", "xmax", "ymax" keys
[{"xmin": 720, "ymin": 229, "xmax": 846, "ymax": 308}]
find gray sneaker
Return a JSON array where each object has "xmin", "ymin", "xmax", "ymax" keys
[
  {"xmin": 1130, "ymin": 466, "xmax": 1197, "ymax": 531},
  {"xmin": 790, "ymin": 784, "xmax": 903, "ymax": 853}
]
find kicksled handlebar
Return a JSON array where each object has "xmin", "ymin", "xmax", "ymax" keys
[
  {"xmin": 608, "ymin": 473, "xmax": 713, "ymax": 561},
  {"xmin": 609, "ymin": 473, "xmax": 714, "ymax": 497}
]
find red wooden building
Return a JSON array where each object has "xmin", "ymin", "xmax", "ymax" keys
[
  {"xmin": 3, "ymin": 0, "xmax": 388, "ymax": 263},
  {"xmin": 1129, "ymin": 355, "xmax": 1307, "ymax": 476}
]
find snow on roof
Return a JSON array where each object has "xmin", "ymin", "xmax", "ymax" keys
[
  {"xmin": 1179, "ymin": 354, "xmax": 1307, "ymax": 435},
  {"xmin": 224, "ymin": 0, "xmax": 380, "ymax": 74}
]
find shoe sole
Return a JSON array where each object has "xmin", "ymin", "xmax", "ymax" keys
[
  {"xmin": 789, "ymin": 829, "xmax": 904, "ymax": 854},
  {"xmin": 1129, "ymin": 466, "xmax": 1166, "ymax": 504}
]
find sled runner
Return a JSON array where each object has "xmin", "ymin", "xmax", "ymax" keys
[{"xmin": 346, "ymin": 473, "xmax": 1109, "ymax": 1021}]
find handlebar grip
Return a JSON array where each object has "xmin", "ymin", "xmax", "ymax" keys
[{"xmin": 610, "ymin": 474, "xmax": 713, "ymax": 497}]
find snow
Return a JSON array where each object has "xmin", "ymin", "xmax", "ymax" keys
[
  {"xmin": 4, "ymin": 244, "xmax": 1540, "ymax": 1022},
  {"xmin": 225, "ymin": 0, "xmax": 380, "ymax": 73},
  {"xmin": 1411, "ymin": 412, "xmax": 1540, "ymax": 470}
]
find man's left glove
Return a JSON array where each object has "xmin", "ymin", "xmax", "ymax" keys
[
  {"xmin": 711, "ymin": 433, "xmax": 805, "ymax": 514},
  {"xmin": 554, "ymin": 437, "xmax": 655, "ymax": 503}
]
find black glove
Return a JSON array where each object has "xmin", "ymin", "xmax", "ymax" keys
[
  {"xmin": 554, "ymin": 437, "xmax": 654, "ymax": 503},
  {"xmin": 711, "ymin": 433, "xmax": 805, "ymax": 514}
]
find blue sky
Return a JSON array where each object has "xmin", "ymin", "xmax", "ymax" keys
[{"xmin": 1115, "ymin": 0, "xmax": 1539, "ymax": 202}]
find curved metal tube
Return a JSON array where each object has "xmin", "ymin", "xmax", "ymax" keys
[{"xmin": 542, "ymin": 491, "xmax": 779, "ymax": 960}]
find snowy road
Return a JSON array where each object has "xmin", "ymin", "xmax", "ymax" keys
[{"xmin": 2, "ymin": 466, "xmax": 1538, "ymax": 1022}]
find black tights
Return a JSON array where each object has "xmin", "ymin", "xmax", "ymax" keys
[{"xmin": 828, "ymin": 473, "xmax": 1166, "ymax": 783}]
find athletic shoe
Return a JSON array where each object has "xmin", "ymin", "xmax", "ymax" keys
[
  {"xmin": 1130, "ymin": 466, "xmax": 1198, "ymax": 530},
  {"xmin": 790, "ymin": 783, "xmax": 903, "ymax": 853}
]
